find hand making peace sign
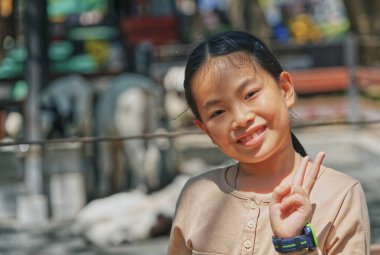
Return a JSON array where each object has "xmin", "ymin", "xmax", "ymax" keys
[{"xmin": 270, "ymin": 152, "xmax": 326, "ymax": 238}]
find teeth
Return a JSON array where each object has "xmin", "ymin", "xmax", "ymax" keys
[{"xmin": 239, "ymin": 128, "xmax": 263, "ymax": 143}]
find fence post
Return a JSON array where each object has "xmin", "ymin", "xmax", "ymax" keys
[
  {"xmin": 20, "ymin": 0, "xmax": 49, "ymax": 227},
  {"xmin": 344, "ymin": 32, "xmax": 361, "ymax": 123}
]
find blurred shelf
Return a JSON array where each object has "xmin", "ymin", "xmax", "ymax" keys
[
  {"xmin": 292, "ymin": 66, "xmax": 380, "ymax": 95},
  {"xmin": 291, "ymin": 67, "xmax": 348, "ymax": 94}
]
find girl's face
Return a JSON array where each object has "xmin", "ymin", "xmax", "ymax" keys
[{"xmin": 192, "ymin": 53, "xmax": 295, "ymax": 163}]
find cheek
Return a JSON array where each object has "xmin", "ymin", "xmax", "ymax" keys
[
  {"xmin": 256, "ymin": 97, "xmax": 277, "ymax": 115},
  {"xmin": 256, "ymin": 96, "xmax": 289, "ymax": 123},
  {"xmin": 205, "ymin": 122, "xmax": 229, "ymax": 143}
]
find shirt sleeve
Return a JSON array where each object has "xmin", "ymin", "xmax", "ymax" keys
[
  {"xmin": 167, "ymin": 183, "xmax": 192, "ymax": 255},
  {"xmin": 325, "ymin": 182, "xmax": 371, "ymax": 254}
]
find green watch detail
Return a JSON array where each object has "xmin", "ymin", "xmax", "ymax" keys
[
  {"xmin": 277, "ymin": 240, "xmax": 307, "ymax": 249},
  {"xmin": 307, "ymin": 223, "xmax": 319, "ymax": 248}
]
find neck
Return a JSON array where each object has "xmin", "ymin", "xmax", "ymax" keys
[{"xmin": 236, "ymin": 147, "xmax": 300, "ymax": 193}]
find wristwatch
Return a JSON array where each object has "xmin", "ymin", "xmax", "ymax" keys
[{"xmin": 272, "ymin": 224, "xmax": 318, "ymax": 253}]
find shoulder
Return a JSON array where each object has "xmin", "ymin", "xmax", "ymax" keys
[
  {"xmin": 316, "ymin": 166, "xmax": 360, "ymax": 190},
  {"xmin": 180, "ymin": 167, "xmax": 230, "ymax": 201},
  {"xmin": 184, "ymin": 167, "xmax": 225, "ymax": 190},
  {"xmin": 311, "ymin": 166, "xmax": 363, "ymax": 204},
  {"xmin": 311, "ymin": 167, "xmax": 370, "ymax": 253}
]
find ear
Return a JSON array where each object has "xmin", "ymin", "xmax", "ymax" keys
[
  {"xmin": 279, "ymin": 71, "xmax": 296, "ymax": 108},
  {"xmin": 194, "ymin": 118, "xmax": 210, "ymax": 136}
]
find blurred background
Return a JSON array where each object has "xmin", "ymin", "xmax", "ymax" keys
[{"xmin": 0, "ymin": 0, "xmax": 380, "ymax": 254}]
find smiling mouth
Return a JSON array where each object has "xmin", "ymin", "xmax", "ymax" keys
[{"xmin": 237, "ymin": 126, "xmax": 266, "ymax": 144}]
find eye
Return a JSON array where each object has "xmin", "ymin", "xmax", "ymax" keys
[
  {"xmin": 245, "ymin": 90, "xmax": 256, "ymax": 100},
  {"xmin": 209, "ymin": 109, "xmax": 225, "ymax": 119}
]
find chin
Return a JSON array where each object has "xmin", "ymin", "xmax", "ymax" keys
[{"xmin": 237, "ymin": 144, "xmax": 277, "ymax": 163}]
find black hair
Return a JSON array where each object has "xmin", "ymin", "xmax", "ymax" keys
[{"xmin": 183, "ymin": 30, "xmax": 307, "ymax": 156}]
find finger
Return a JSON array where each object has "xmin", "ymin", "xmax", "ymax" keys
[
  {"xmin": 280, "ymin": 193, "xmax": 309, "ymax": 213},
  {"xmin": 271, "ymin": 184, "xmax": 291, "ymax": 205},
  {"xmin": 303, "ymin": 151, "xmax": 325, "ymax": 194},
  {"xmin": 292, "ymin": 155, "xmax": 310, "ymax": 187},
  {"xmin": 280, "ymin": 189, "xmax": 310, "ymax": 213}
]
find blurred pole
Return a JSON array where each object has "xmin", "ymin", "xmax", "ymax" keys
[
  {"xmin": 0, "ymin": 3, "xmax": 2, "ymax": 59},
  {"xmin": 24, "ymin": 0, "xmax": 48, "ymax": 194},
  {"xmin": 344, "ymin": 33, "xmax": 360, "ymax": 123}
]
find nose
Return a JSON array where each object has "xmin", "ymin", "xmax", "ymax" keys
[{"xmin": 232, "ymin": 107, "xmax": 255, "ymax": 129}]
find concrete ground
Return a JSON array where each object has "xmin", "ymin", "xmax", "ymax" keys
[{"xmin": 0, "ymin": 223, "xmax": 169, "ymax": 254}]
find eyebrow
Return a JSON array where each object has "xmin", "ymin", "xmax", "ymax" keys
[
  {"xmin": 203, "ymin": 98, "xmax": 222, "ymax": 109},
  {"xmin": 202, "ymin": 77, "xmax": 255, "ymax": 109}
]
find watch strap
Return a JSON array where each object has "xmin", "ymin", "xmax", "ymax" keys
[
  {"xmin": 272, "ymin": 224, "xmax": 318, "ymax": 253},
  {"xmin": 273, "ymin": 235, "xmax": 308, "ymax": 253}
]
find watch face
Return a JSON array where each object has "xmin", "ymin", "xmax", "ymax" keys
[{"xmin": 304, "ymin": 224, "xmax": 318, "ymax": 249}]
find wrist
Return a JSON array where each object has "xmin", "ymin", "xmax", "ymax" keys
[
  {"xmin": 272, "ymin": 224, "xmax": 318, "ymax": 253},
  {"xmin": 272, "ymin": 225, "xmax": 304, "ymax": 239}
]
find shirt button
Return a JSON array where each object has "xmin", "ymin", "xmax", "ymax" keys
[
  {"xmin": 244, "ymin": 240, "xmax": 252, "ymax": 249},
  {"xmin": 247, "ymin": 219, "xmax": 255, "ymax": 228},
  {"xmin": 250, "ymin": 202, "xmax": 256, "ymax": 209}
]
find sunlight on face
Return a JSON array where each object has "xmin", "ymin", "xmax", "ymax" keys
[{"xmin": 192, "ymin": 52, "xmax": 295, "ymax": 163}]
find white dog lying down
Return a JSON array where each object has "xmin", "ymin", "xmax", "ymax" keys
[{"xmin": 73, "ymin": 174, "xmax": 190, "ymax": 247}]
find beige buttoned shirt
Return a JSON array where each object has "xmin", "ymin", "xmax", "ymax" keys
[{"xmin": 168, "ymin": 165, "xmax": 370, "ymax": 255}]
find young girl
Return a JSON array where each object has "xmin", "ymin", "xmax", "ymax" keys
[{"xmin": 168, "ymin": 31, "xmax": 370, "ymax": 254}]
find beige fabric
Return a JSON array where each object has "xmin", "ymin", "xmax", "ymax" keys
[{"xmin": 168, "ymin": 165, "xmax": 370, "ymax": 255}]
